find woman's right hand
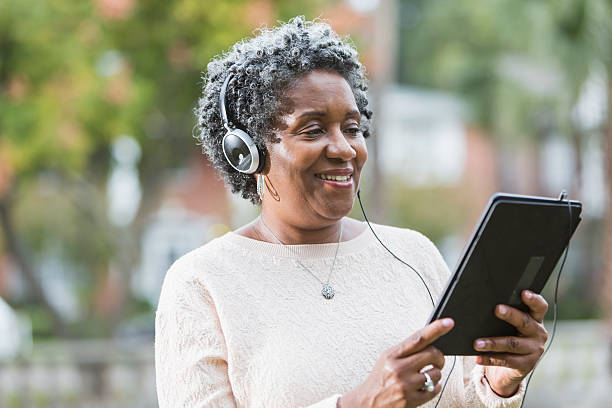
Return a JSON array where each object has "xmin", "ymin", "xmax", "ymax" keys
[{"xmin": 339, "ymin": 318, "xmax": 454, "ymax": 408}]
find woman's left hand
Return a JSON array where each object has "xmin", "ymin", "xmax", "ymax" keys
[{"xmin": 473, "ymin": 290, "xmax": 549, "ymax": 397}]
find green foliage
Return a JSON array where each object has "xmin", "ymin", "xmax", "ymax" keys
[
  {"xmin": 385, "ymin": 179, "xmax": 465, "ymax": 245},
  {"xmin": 398, "ymin": 0, "xmax": 527, "ymax": 128},
  {"xmin": 15, "ymin": 304, "xmax": 55, "ymax": 340},
  {"xmin": 397, "ymin": 0, "xmax": 612, "ymax": 142},
  {"xmin": 4, "ymin": 392, "xmax": 24, "ymax": 408},
  {"xmin": 1, "ymin": 0, "xmax": 106, "ymax": 177}
]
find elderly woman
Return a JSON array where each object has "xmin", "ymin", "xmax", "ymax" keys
[{"xmin": 155, "ymin": 17, "xmax": 549, "ymax": 408}]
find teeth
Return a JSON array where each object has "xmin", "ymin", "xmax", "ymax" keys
[{"xmin": 316, "ymin": 174, "xmax": 351, "ymax": 182}]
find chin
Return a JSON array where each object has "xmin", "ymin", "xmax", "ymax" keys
[{"xmin": 319, "ymin": 199, "xmax": 354, "ymax": 221}]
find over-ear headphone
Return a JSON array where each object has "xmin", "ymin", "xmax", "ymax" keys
[{"xmin": 219, "ymin": 73, "xmax": 264, "ymax": 174}]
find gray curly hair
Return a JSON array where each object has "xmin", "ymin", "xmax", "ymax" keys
[{"xmin": 194, "ymin": 16, "xmax": 372, "ymax": 205}]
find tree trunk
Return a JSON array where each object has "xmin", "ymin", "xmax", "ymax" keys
[
  {"xmin": 0, "ymin": 196, "xmax": 71, "ymax": 338},
  {"xmin": 569, "ymin": 124, "xmax": 584, "ymax": 200},
  {"xmin": 602, "ymin": 75, "xmax": 612, "ymax": 323},
  {"xmin": 532, "ymin": 135, "xmax": 545, "ymax": 195},
  {"xmin": 364, "ymin": 0, "xmax": 400, "ymax": 222},
  {"xmin": 106, "ymin": 163, "xmax": 165, "ymax": 332}
]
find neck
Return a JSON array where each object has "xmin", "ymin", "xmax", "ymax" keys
[{"xmin": 259, "ymin": 212, "xmax": 343, "ymax": 245}]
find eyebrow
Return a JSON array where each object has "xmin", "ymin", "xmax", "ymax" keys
[{"xmin": 296, "ymin": 110, "xmax": 361, "ymax": 119}]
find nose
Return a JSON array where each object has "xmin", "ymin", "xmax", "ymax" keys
[{"xmin": 326, "ymin": 128, "xmax": 356, "ymax": 161}]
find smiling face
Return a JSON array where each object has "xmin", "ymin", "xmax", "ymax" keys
[{"xmin": 262, "ymin": 69, "xmax": 368, "ymax": 229}]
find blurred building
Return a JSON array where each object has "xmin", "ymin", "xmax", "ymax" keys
[{"xmin": 378, "ymin": 85, "xmax": 467, "ymax": 187}]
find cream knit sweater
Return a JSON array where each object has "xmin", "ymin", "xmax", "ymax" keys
[{"xmin": 155, "ymin": 222, "xmax": 525, "ymax": 407}]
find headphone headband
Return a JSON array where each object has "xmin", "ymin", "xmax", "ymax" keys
[{"xmin": 219, "ymin": 73, "xmax": 233, "ymax": 131}]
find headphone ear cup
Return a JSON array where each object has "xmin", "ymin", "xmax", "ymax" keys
[{"xmin": 222, "ymin": 129, "xmax": 262, "ymax": 174}]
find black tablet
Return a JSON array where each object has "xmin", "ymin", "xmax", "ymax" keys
[{"xmin": 427, "ymin": 192, "xmax": 582, "ymax": 355}]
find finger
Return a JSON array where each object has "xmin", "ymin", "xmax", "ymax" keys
[
  {"xmin": 391, "ymin": 318, "xmax": 454, "ymax": 358},
  {"xmin": 398, "ymin": 346, "xmax": 446, "ymax": 371},
  {"xmin": 521, "ymin": 290, "xmax": 548, "ymax": 323},
  {"xmin": 475, "ymin": 353, "xmax": 534, "ymax": 372},
  {"xmin": 494, "ymin": 304, "xmax": 539, "ymax": 337},
  {"xmin": 473, "ymin": 336, "xmax": 537, "ymax": 354}
]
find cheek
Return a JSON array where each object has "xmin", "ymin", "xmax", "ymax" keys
[
  {"xmin": 269, "ymin": 142, "xmax": 297, "ymax": 171},
  {"xmin": 355, "ymin": 139, "xmax": 368, "ymax": 169},
  {"xmin": 269, "ymin": 142, "xmax": 318, "ymax": 182}
]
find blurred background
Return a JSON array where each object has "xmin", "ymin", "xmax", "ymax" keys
[{"xmin": 0, "ymin": 0, "xmax": 611, "ymax": 406}]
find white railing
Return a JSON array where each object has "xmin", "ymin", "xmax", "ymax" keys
[{"xmin": 0, "ymin": 338, "xmax": 156, "ymax": 408}]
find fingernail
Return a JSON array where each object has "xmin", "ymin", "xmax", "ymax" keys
[
  {"xmin": 498, "ymin": 305, "xmax": 508, "ymax": 315},
  {"xmin": 442, "ymin": 318, "xmax": 453, "ymax": 327},
  {"xmin": 475, "ymin": 340, "xmax": 485, "ymax": 349},
  {"xmin": 525, "ymin": 291, "xmax": 533, "ymax": 299}
]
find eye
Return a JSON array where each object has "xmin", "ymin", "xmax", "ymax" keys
[
  {"xmin": 304, "ymin": 128, "xmax": 324, "ymax": 136},
  {"xmin": 344, "ymin": 127, "xmax": 361, "ymax": 136}
]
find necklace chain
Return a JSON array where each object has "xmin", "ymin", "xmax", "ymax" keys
[{"xmin": 259, "ymin": 216, "xmax": 342, "ymax": 299}]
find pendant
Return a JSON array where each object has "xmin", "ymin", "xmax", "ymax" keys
[{"xmin": 321, "ymin": 284, "xmax": 335, "ymax": 299}]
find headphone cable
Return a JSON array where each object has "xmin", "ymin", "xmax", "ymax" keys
[
  {"xmin": 518, "ymin": 196, "xmax": 573, "ymax": 407},
  {"xmin": 357, "ymin": 190, "xmax": 434, "ymax": 306},
  {"xmin": 357, "ymin": 189, "xmax": 455, "ymax": 407}
]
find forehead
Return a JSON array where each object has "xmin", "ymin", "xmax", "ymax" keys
[{"xmin": 283, "ymin": 70, "xmax": 358, "ymax": 113}]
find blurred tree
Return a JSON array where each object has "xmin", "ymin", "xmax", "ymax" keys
[
  {"xmin": 0, "ymin": 0, "xmax": 111, "ymax": 337},
  {"xmin": 0, "ymin": 0, "xmax": 323, "ymax": 338}
]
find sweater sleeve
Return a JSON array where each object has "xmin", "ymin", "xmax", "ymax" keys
[
  {"xmin": 417, "ymin": 232, "xmax": 526, "ymax": 407},
  {"xmin": 155, "ymin": 267, "xmax": 238, "ymax": 408},
  {"xmin": 155, "ymin": 258, "xmax": 345, "ymax": 408},
  {"xmin": 463, "ymin": 357, "xmax": 526, "ymax": 408}
]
